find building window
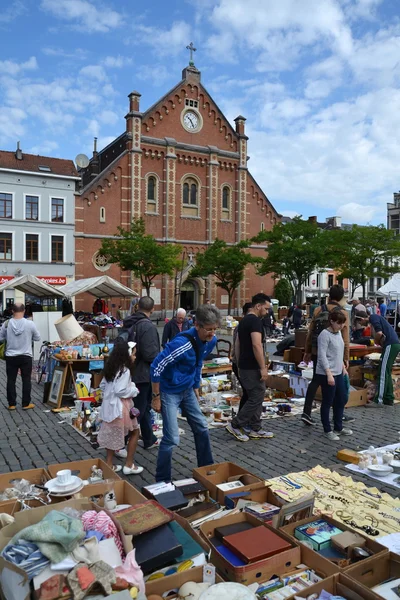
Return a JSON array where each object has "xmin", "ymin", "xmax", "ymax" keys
[
  {"xmin": 391, "ymin": 215, "xmax": 400, "ymax": 234},
  {"xmin": 100, "ymin": 207, "xmax": 106, "ymax": 222},
  {"xmin": 222, "ymin": 185, "xmax": 231, "ymax": 219},
  {"xmin": 316, "ymin": 274, "xmax": 320, "ymax": 288},
  {"xmin": 92, "ymin": 251, "xmax": 110, "ymax": 272},
  {"xmin": 25, "ymin": 195, "xmax": 39, "ymax": 220},
  {"xmin": 26, "ymin": 234, "xmax": 39, "ymax": 261},
  {"xmin": 51, "ymin": 235, "xmax": 64, "ymax": 262},
  {"xmin": 261, "ymin": 223, "xmax": 265, "ymax": 231},
  {"xmin": 377, "ymin": 277, "xmax": 382, "ymax": 290},
  {"xmin": 0, "ymin": 193, "xmax": 12, "ymax": 219},
  {"xmin": 146, "ymin": 175, "xmax": 158, "ymax": 213},
  {"xmin": 182, "ymin": 177, "xmax": 200, "ymax": 217},
  {"xmin": 51, "ymin": 198, "xmax": 64, "ymax": 222},
  {"xmin": 369, "ymin": 277, "xmax": 375, "ymax": 292},
  {"xmin": 328, "ymin": 274, "xmax": 334, "ymax": 288},
  {"xmin": 185, "ymin": 98, "xmax": 199, "ymax": 108},
  {"xmin": 0, "ymin": 233, "xmax": 12, "ymax": 260}
]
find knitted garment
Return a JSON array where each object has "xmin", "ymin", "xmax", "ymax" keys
[
  {"xmin": 2, "ymin": 541, "xmax": 50, "ymax": 580},
  {"xmin": 11, "ymin": 511, "xmax": 85, "ymax": 563},
  {"xmin": 81, "ymin": 511, "xmax": 124, "ymax": 558},
  {"xmin": 67, "ymin": 561, "xmax": 115, "ymax": 600}
]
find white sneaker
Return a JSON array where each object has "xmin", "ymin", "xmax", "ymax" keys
[
  {"xmin": 123, "ymin": 465, "xmax": 144, "ymax": 475},
  {"xmin": 113, "ymin": 465, "xmax": 122, "ymax": 473},
  {"xmin": 325, "ymin": 431, "xmax": 340, "ymax": 441},
  {"xmin": 115, "ymin": 449, "xmax": 127, "ymax": 458},
  {"xmin": 334, "ymin": 428, "xmax": 353, "ymax": 436}
]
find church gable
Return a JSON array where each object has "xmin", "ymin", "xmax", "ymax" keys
[{"xmin": 141, "ymin": 68, "xmax": 238, "ymax": 153}]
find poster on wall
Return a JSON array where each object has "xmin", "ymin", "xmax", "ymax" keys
[{"xmin": 141, "ymin": 287, "xmax": 161, "ymax": 305}]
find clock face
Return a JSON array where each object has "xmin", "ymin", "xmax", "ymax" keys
[{"xmin": 183, "ymin": 111, "xmax": 199, "ymax": 131}]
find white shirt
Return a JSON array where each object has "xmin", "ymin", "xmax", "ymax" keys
[{"xmin": 99, "ymin": 368, "xmax": 139, "ymax": 423}]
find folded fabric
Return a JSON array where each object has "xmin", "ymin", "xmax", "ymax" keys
[
  {"xmin": 0, "ymin": 513, "xmax": 15, "ymax": 529},
  {"xmin": 115, "ymin": 549, "xmax": 144, "ymax": 593},
  {"xmin": 38, "ymin": 574, "xmax": 70, "ymax": 600},
  {"xmin": 85, "ymin": 530, "xmax": 104, "ymax": 542},
  {"xmin": 2, "ymin": 540, "xmax": 50, "ymax": 580},
  {"xmin": 71, "ymin": 536, "xmax": 100, "ymax": 565},
  {"xmin": 11, "ymin": 511, "xmax": 85, "ymax": 564},
  {"xmin": 81, "ymin": 510, "xmax": 124, "ymax": 558},
  {"xmin": 67, "ymin": 561, "xmax": 116, "ymax": 600},
  {"xmin": 51, "ymin": 557, "xmax": 77, "ymax": 571}
]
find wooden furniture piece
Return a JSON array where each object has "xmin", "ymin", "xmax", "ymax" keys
[
  {"xmin": 349, "ymin": 344, "xmax": 382, "ymax": 359},
  {"xmin": 216, "ymin": 339, "xmax": 232, "ymax": 358}
]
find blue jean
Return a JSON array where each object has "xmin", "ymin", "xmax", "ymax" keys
[
  {"xmin": 316, "ymin": 373, "xmax": 347, "ymax": 433},
  {"xmin": 156, "ymin": 388, "xmax": 214, "ymax": 482}
]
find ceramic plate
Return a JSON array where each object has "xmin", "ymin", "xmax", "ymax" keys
[
  {"xmin": 199, "ymin": 582, "xmax": 257, "ymax": 600},
  {"xmin": 45, "ymin": 476, "xmax": 83, "ymax": 493},
  {"xmin": 367, "ymin": 465, "xmax": 393, "ymax": 476}
]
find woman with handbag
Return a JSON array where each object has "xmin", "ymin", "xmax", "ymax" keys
[{"xmin": 98, "ymin": 340, "xmax": 143, "ymax": 475}]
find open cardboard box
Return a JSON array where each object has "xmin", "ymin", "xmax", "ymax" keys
[
  {"xmin": 73, "ymin": 479, "xmax": 146, "ymax": 508},
  {"xmin": 0, "ymin": 469, "xmax": 51, "ymax": 507},
  {"xmin": 315, "ymin": 386, "xmax": 367, "ymax": 407},
  {"xmin": 193, "ymin": 462, "xmax": 265, "ymax": 504},
  {"xmin": 47, "ymin": 458, "xmax": 120, "ymax": 482},
  {"xmin": 0, "ymin": 497, "xmax": 64, "ymax": 516},
  {"xmin": 291, "ymin": 572, "xmax": 379, "ymax": 599},
  {"xmin": 225, "ymin": 484, "xmax": 285, "ymax": 513},
  {"xmin": 199, "ymin": 511, "xmax": 300, "ymax": 585},
  {"xmin": 0, "ymin": 498, "xmax": 94, "ymax": 600},
  {"xmin": 280, "ymin": 514, "xmax": 388, "ymax": 572},
  {"xmin": 266, "ymin": 375, "xmax": 290, "ymax": 393},
  {"xmin": 345, "ymin": 552, "xmax": 400, "ymax": 599},
  {"xmin": 146, "ymin": 565, "xmax": 223, "ymax": 598}
]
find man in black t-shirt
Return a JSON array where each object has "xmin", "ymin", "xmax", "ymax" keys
[{"xmin": 226, "ymin": 293, "xmax": 274, "ymax": 441}]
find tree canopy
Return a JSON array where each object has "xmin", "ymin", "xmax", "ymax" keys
[
  {"xmin": 274, "ymin": 278, "xmax": 293, "ymax": 306},
  {"xmin": 100, "ymin": 218, "xmax": 182, "ymax": 295}
]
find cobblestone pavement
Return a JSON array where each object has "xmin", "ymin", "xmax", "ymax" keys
[{"xmin": 0, "ymin": 360, "xmax": 399, "ymax": 496}]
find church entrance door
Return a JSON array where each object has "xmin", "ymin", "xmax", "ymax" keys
[{"xmin": 180, "ymin": 280, "xmax": 198, "ymax": 311}]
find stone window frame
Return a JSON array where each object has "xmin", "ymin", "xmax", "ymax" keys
[
  {"xmin": 100, "ymin": 207, "xmax": 106, "ymax": 223},
  {"xmin": 92, "ymin": 250, "xmax": 111, "ymax": 272},
  {"xmin": 221, "ymin": 183, "xmax": 233, "ymax": 221},
  {"xmin": 145, "ymin": 172, "xmax": 160, "ymax": 215},
  {"xmin": 181, "ymin": 174, "xmax": 201, "ymax": 219}
]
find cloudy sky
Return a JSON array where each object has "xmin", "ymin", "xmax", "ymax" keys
[{"xmin": 1, "ymin": 0, "xmax": 399, "ymax": 224}]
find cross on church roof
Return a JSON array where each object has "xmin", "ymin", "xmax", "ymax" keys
[{"xmin": 186, "ymin": 42, "xmax": 196, "ymax": 66}]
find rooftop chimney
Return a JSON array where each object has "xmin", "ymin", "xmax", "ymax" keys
[
  {"xmin": 308, "ymin": 216, "xmax": 317, "ymax": 223},
  {"xmin": 15, "ymin": 141, "xmax": 22, "ymax": 160}
]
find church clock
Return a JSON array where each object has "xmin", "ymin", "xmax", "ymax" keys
[{"xmin": 181, "ymin": 109, "xmax": 203, "ymax": 133}]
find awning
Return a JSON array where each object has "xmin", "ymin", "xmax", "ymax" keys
[
  {"xmin": 58, "ymin": 275, "xmax": 138, "ymax": 298},
  {"xmin": 0, "ymin": 274, "xmax": 65, "ymax": 298},
  {"xmin": 377, "ymin": 274, "xmax": 400, "ymax": 296}
]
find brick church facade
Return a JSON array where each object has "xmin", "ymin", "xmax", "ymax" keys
[{"xmin": 75, "ymin": 58, "xmax": 281, "ymax": 313}]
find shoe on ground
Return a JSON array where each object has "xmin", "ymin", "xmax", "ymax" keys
[
  {"xmin": 301, "ymin": 413, "xmax": 315, "ymax": 426},
  {"xmin": 325, "ymin": 431, "xmax": 340, "ymax": 441},
  {"xmin": 247, "ymin": 429, "xmax": 274, "ymax": 439},
  {"xmin": 365, "ymin": 402, "xmax": 383, "ymax": 408},
  {"xmin": 138, "ymin": 439, "xmax": 161, "ymax": 449},
  {"xmin": 115, "ymin": 449, "xmax": 127, "ymax": 459},
  {"xmin": 123, "ymin": 465, "xmax": 144, "ymax": 475},
  {"xmin": 342, "ymin": 414, "xmax": 355, "ymax": 423},
  {"xmin": 113, "ymin": 465, "xmax": 122, "ymax": 473},
  {"xmin": 7, "ymin": 406, "xmax": 16, "ymax": 411},
  {"xmin": 226, "ymin": 423, "xmax": 249, "ymax": 442},
  {"xmin": 22, "ymin": 404, "xmax": 34, "ymax": 410},
  {"xmin": 334, "ymin": 428, "xmax": 353, "ymax": 436}
]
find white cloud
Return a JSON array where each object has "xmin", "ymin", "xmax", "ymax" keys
[
  {"xmin": 98, "ymin": 110, "xmax": 119, "ymax": 125},
  {"xmin": 40, "ymin": 0, "xmax": 123, "ymax": 33},
  {"xmin": 133, "ymin": 21, "xmax": 191, "ymax": 56},
  {"xmin": 0, "ymin": 57, "xmax": 37, "ymax": 75},
  {"xmin": 102, "ymin": 55, "xmax": 132, "ymax": 68},
  {"xmin": 0, "ymin": 0, "xmax": 27, "ymax": 23},
  {"xmin": 282, "ymin": 210, "xmax": 301, "ymax": 218},
  {"xmin": 337, "ymin": 202, "xmax": 380, "ymax": 224},
  {"xmin": 79, "ymin": 65, "xmax": 107, "ymax": 81},
  {"xmin": 28, "ymin": 140, "xmax": 59, "ymax": 155},
  {"xmin": 42, "ymin": 47, "xmax": 89, "ymax": 60},
  {"xmin": 136, "ymin": 65, "xmax": 170, "ymax": 86}
]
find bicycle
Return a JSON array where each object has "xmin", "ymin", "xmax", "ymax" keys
[{"xmin": 35, "ymin": 341, "xmax": 55, "ymax": 384}]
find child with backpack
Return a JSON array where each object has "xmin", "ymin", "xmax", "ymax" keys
[
  {"xmin": 315, "ymin": 310, "xmax": 352, "ymax": 440},
  {"xmin": 98, "ymin": 340, "xmax": 143, "ymax": 475}
]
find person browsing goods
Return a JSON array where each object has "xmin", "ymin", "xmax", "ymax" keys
[
  {"xmin": 150, "ymin": 305, "xmax": 221, "ymax": 482},
  {"xmin": 161, "ymin": 308, "xmax": 190, "ymax": 348}
]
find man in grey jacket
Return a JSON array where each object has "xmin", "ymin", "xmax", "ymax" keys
[
  {"xmin": 0, "ymin": 303, "xmax": 40, "ymax": 410},
  {"xmin": 123, "ymin": 296, "xmax": 160, "ymax": 449}
]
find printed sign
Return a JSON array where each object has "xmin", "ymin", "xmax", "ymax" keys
[
  {"xmin": 0, "ymin": 276, "xmax": 14, "ymax": 284},
  {"xmin": 37, "ymin": 276, "xmax": 67, "ymax": 285}
]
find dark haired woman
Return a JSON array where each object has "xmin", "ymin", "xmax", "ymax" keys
[
  {"xmin": 316, "ymin": 311, "xmax": 352, "ymax": 441},
  {"xmin": 98, "ymin": 341, "xmax": 143, "ymax": 475}
]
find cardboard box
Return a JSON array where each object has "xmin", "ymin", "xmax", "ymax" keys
[
  {"xmin": 294, "ymin": 518, "xmax": 343, "ymax": 551},
  {"xmin": 292, "ymin": 573, "xmax": 379, "ymax": 599},
  {"xmin": 346, "ymin": 552, "xmax": 400, "ymax": 598},
  {"xmin": 47, "ymin": 458, "xmax": 120, "ymax": 482},
  {"xmin": 348, "ymin": 365, "xmax": 363, "ymax": 386},
  {"xmin": 74, "ymin": 479, "xmax": 146, "ymax": 508},
  {"xmin": 0, "ymin": 498, "xmax": 94, "ymax": 600},
  {"xmin": 146, "ymin": 565, "xmax": 223, "ymax": 598},
  {"xmin": 0, "ymin": 469, "xmax": 51, "ymax": 507},
  {"xmin": 295, "ymin": 329, "xmax": 308, "ymax": 349},
  {"xmin": 199, "ymin": 511, "xmax": 300, "ymax": 585},
  {"xmin": 193, "ymin": 462, "xmax": 265, "ymax": 504},
  {"xmin": 280, "ymin": 514, "xmax": 388, "ymax": 573},
  {"xmin": 266, "ymin": 375, "xmax": 290, "ymax": 393},
  {"xmin": 226, "ymin": 485, "xmax": 285, "ymax": 512},
  {"xmin": 289, "ymin": 374, "xmax": 309, "ymax": 397},
  {"xmin": 0, "ymin": 497, "xmax": 64, "ymax": 516},
  {"xmin": 315, "ymin": 386, "xmax": 368, "ymax": 407}
]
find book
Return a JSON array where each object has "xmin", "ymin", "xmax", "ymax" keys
[
  {"xmin": 223, "ymin": 526, "xmax": 292, "ymax": 564},
  {"xmin": 113, "ymin": 500, "xmax": 173, "ymax": 536}
]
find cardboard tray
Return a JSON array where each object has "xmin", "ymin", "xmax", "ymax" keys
[
  {"xmin": 0, "ymin": 497, "xmax": 64, "ymax": 516},
  {"xmin": 145, "ymin": 565, "xmax": 223, "ymax": 598},
  {"xmin": 345, "ymin": 552, "xmax": 400, "ymax": 598},
  {"xmin": 199, "ymin": 511, "xmax": 301, "ymax": 585},
  {"xmin": 280, "ymin": 514, "xmax": 388, "ymax": 572},
  {"xmin": 73, "ymin": 479, "xmax": 146, "ymax": 508},
  {"xmin": 193, "ymin": 462, "xmax": 265, "ymax": 504},
  {"xmin": 315, "ymin": 386, "xmax": 368, "ymax": 407},
  {"xmin": 47, "ymin": 458, "xmax": 120, "ymax": 482},
  {"xmin": 291, "ymin": 573, "xmax": 380, "ymax": 599},
  {"xmin": 0, "ymin": 469, "xmax": 51, "ymax": 507}
]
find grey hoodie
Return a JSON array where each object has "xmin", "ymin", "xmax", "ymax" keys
[{"xmin": 0, "ymin": 318, "xmax": 41, "ymax": 357}]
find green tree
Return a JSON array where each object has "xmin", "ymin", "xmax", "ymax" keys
[
  {"xmin": 100, "ymin": 218, "xmax": 182, "ymax": 295},
  {"xmin": 190, "ymin": 239, "xmax": 257, "ymax": 314},
  {"xmin": 274, "ymin": 279, "xmax": 293, "ymax": 306},
  {"xmin": 253, "ymin": 217, "xmax": 327, "ymax": 304},
  {"xmin": 325, "ymin": 225, "xmax": 400, "ymax": 299}
]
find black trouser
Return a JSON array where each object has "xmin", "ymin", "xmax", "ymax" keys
[
  {"xmin": 232, "ymin": 362, "xmax": 249, "ymax": 412},
  {"xmin": 303, "ymin": 356, "xmax": 319, "ymax": 416},
  {"xmin": 134, "ymin": 381, "xmax": 157, "ymax": 448},
  {"xmin": 5, "ymin": 355, "xmax": 33, "ymax": 407}
]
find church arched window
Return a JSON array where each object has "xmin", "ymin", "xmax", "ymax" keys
[
  {"xmin": 182, "ymin": 176, "xmax": 200, "ymax": 217},
  {"xmin": 146, "ymin": 174, "xmax": 158, "ymax": 214},
  {"xmin": 221, "ymin": 185, "xmax": 231, "ymax": 219}
]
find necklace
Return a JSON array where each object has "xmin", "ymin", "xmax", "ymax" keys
[{"xmin": 379, "ymin": 511, "xmax": 400, "ymax": 526}]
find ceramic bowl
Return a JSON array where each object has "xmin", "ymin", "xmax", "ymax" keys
[
  {"xmin": 367, "ymin": 464, "xmax": 393, "ymax": 477},
  {"xmin": 390, "ymin": 460, "xmax": 400, "ymax": 473}
]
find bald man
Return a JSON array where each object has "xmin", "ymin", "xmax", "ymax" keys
[{"xmin": 162, "ymin": 308, "xmax": 190, "ymax": 348}]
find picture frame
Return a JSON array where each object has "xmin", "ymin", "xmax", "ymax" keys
[
  {"xmin": 48, "ymin": 365, "xmax": 67, "ymax": 409},
  {"xmin": 273, "ymin": 493, "xmax": 315, "ymax": 529}
]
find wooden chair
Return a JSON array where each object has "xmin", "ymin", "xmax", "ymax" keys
[{"xmin": 216, "ymin": 339, "xmax": 232, "ymax": 358}]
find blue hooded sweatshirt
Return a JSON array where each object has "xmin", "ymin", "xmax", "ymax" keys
[{"xmin": 150, "ymin": 327, "xmax": 217, "ymax": 393}]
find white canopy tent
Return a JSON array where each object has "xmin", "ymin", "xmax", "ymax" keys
[
  {"xmin": 377, "ymin": 274, "xmax": 400, "ymax": 296},
  {"xmin": 0, "ymin": 274, "xmax": 65, "ymax": 298},
  {"xmin": 58, "ymin": 275, "xmax": 138, "ymax": 298}
]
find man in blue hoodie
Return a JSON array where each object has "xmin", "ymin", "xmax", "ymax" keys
[
  {"xmin": 151, "ymin": 305, "xmax": 220, "ymax": 482},
  {"xmin": 0, "ymin": 303, "xmax": 41, "ymax": 410}
]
